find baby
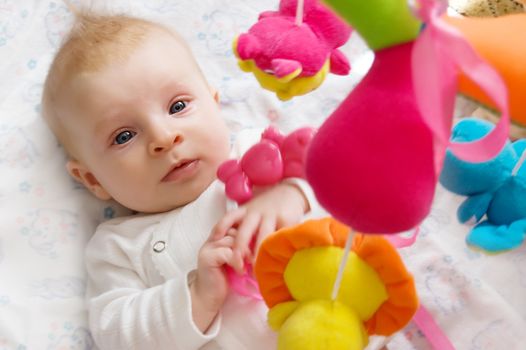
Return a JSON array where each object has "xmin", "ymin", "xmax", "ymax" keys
[{"xmin": 41, "ymin": 9, "xmax": 318, "ymax": 350}]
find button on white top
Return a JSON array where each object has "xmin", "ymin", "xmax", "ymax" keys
[{"xmin": 153, "ymin": 241, "xmax": 166, "ymax": 253}]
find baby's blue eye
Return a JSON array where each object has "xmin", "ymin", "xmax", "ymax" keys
[
  {"xmin": 169, "ymin": 101, "xmax": 186, "ymax": 115},
  {"xmin": 114, "ymin": 130, "xmax": 135, "ymax": 145}
]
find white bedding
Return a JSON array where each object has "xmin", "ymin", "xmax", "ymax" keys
[{"xmin": 0, "ymin": 0, "xmax": 524, "ymax": 349}]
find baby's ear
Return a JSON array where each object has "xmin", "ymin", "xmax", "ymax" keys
[{"xmin": 66, "ymin": 159, "xmax": 112, "ymax": 200}]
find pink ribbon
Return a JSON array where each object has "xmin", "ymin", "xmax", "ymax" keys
[
  {"xmin": 413, "ymin": 304, "xmax": 456, "ymax": 350},
  {"xmin": 412, "ymin": 0, "xmax": 510, "ymax": 169},
  {"xmin": 384, "ymin": 227, "xmax": 420, "ymax": 248},
  {"xmin": 226, "ymin": 264, "xmax": 263, "ymax": 300},
  {"xmin": 386, "ymin": 225, "xmax": 455, "ymax": 349},
  {"xmin": 409, "ymin": 1, "xmax": 507, "ymax": 347}
]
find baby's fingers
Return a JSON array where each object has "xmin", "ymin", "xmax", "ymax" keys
[
  {"xmin": 212, "ymin": 247, "xmax": 234, "ymax": 266},
  {"xmin": 210, "ymin": 207, "xmax": 247, "ymax": 241},
  {"xmin": 258, "ymin": 215, "xmax": 277, "ymax": 241},
  {"xmin": 233, "ymin": 212, "xmax": 261, "ymax": 262},
  {"xmin": 254, "ymin": 215, "xmax": 277, "ymax": 259},
  {"xmin": 201, "ymin": 243, "xmax": 234, "ymax": 268},
  {"xmin": 229, "ymin": 249, "xmax": 245, "ymax": 275},
  {"xmin": 214, "ymin": 234, "xmax": 235, "ymax": 248}
]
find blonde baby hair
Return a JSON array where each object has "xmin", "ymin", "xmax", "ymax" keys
[{"xmin": 41, "ymin": 2, "xmax": 188, "ymax": 157}]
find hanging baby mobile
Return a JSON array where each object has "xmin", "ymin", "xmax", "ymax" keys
[{"xmin": 218, "ymin": 0, "xmax": 521, "ymax": 348}]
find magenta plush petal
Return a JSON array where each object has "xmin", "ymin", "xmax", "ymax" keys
[{"xmin": 306, "ymin": 42, "xmax": 436, "ymax": 234}]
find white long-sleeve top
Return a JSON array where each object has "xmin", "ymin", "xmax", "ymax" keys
[{"xmin": 85, "ymin": 129, "xmax": 322, "ymax": 350}]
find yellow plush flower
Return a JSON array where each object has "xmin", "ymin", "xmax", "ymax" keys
[{"xmin": 254, "ymin": 217, "xmax": 419, "ymax": 350}]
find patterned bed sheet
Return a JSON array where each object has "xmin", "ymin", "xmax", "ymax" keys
[{"xmin": 0, "ymin": 0, "xmax": 524, "ymax": 349}]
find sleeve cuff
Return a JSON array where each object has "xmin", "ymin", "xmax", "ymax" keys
[
  {"xmin": 186, "ymin": 270, "xmax": 222, "ymax": 337},
  {"xmin": 282, "ymin": 178, "xmax": 327, "ymax": 219},
  {"xmin": 166, "ymin": 271, "xmax": 222, "ymax": 349}
]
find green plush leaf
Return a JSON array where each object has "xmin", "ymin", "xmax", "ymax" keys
[{"xmin": 322, "ymin": 0, "xmax": 422, "ymax": 50}]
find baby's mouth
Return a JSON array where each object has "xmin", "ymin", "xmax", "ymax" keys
[{"xmin": 162, "ymin": 159, "xmax": 199, "ymax": 182}]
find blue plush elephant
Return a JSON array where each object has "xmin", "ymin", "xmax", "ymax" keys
[{"xmin": 439, "ymin": 117, "xmax": 526, "ymax": 252}]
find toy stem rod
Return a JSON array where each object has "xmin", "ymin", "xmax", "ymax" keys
[
  {"xmin": 331, "ymin": 228, "xmax": 354, "ymax": 300},
  {"xmin": 512, "ymin": 148, "xmax": 526, "ymax": 176},
  {"xmin": 295, "ymin": 0, "xmax": 304, "ymax": 26}
]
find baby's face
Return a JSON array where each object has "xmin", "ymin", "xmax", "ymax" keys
[{"xmin": 61, "ymin": 31, "xmax": 231, "ymax": 212}]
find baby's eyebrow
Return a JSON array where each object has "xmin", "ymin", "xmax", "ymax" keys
[{"xmin": 94, "ymin": 112, "xmax": 125, "ymax": 135}]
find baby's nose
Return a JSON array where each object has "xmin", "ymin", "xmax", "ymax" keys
[{"xmin": 148, "ymin": 128, "xmax": 183, "ymax": 155}]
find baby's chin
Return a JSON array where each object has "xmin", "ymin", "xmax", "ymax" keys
[
  {"xmin": 129, "ymin": 196, "xmax": 197, "ymax": 214},
  {"xmin": 132, "ymin": 177, "xmax": 216, "ymax": 213}
]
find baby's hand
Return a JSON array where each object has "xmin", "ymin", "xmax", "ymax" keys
[
  {"xmin": 190, "ymin": 228, "xmax": 236, "ymax": 332},
  {"xmin": 213, "ymin": 183, "xmax": 309, "ymax": 273}
]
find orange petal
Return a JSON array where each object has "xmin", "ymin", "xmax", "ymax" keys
[
  {"xmin": 353, "ymin": 234, "xmax": 419, "ymax": 336},
  {"xmin": 254, "ymin": 217, "xmax": 350, "ymax": 307}
]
